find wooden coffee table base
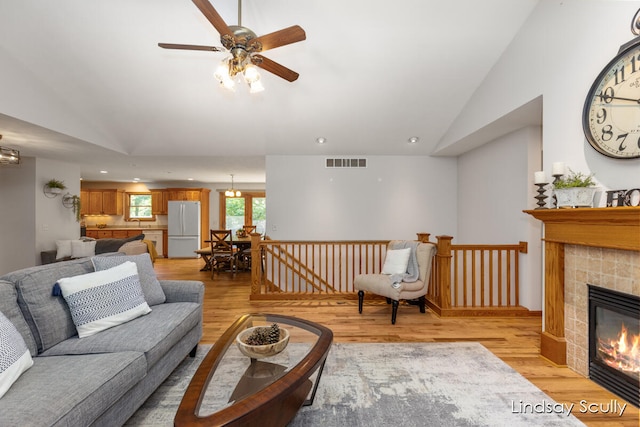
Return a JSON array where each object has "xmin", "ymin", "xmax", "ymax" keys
[{"xmin": 174, "ymin": 314, "xmax": 333, "ymax": 427}]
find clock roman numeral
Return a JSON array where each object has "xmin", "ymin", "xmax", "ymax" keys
[{"xmin": 614, "ymin": 66, "xmax": 626, "ymax": 85}]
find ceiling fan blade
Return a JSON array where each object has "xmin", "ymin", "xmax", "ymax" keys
[
  {"xmin": 158, "ymin": 43, "xmax": 223, "ymax": 52},
  {"xmin": 192, "ymin": 0, "xmax": 234, "ymax": 39},
  {"xmin": 251, "ymin": 25, "xmax": 306, "ymax": 52},
  {"xmin": 252, "ymin": 54, "xmax": 299, "ymax": 82}
]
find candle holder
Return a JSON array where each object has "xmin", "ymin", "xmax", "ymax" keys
[
  {"xmin": 551, "ymin": 174, "xmax": 563, "ymax": 208},
  {"xmin": 534, "ymin": 183, "xmax": 549, "ymax": 209}
]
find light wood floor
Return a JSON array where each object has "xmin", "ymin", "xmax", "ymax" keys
[{"xmin": 155, "ymin": 258, "xmax": 639, "ymax": 426}]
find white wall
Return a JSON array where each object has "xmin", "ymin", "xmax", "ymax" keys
[
  {"xmin": 0, "ymin": 157, "xmax": 81, "ymax": 274},
  {"xmin": 266, "ymin": 155, "xmax": 458, "ymax": 240},
  {"xmin": 0, "ymin": 158, "xmax": 37, "ymax": 273},
  {"xmin": 438, "ymin": 0, "xmax": 640, "ymax": 190},
  {"xmin": 35, "ymin": 158, "xmax": 82, "ymax": 255},
  {"xmin": 456, "ymin": 126, "xmax": 543, "ymax": 310}
]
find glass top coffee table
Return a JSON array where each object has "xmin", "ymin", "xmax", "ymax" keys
[{"xmin": 175, "ymin": 313, "xmax": 333, "ymax": 427}]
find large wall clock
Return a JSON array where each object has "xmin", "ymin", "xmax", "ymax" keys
[{"xmin": 582, "ymin": 17, "xmax": 640, "ymax": 159}]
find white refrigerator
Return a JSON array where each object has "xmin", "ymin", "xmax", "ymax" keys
[{"xmin": 168, "ymin": 201, "xmax": 201, "ymax": 258}]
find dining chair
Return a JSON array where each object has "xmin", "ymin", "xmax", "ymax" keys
[
  {"xmin": 209, "ymin": 229, "xmax": 237, "ymax": 278},
  {"xmin": 237, "ymin": 225, "xmax": 258, "ymax": 269}
]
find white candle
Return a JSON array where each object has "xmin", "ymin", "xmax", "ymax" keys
[
  {"xmin": 552, "ymin": 162, "xmax": 566, "ymax": 176},
  {"xmin": 534, "ymin": 171, "xmax": 547, "ymax": 184}
]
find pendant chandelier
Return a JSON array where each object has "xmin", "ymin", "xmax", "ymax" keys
[
  {"xmin": 0, "ymin": 135, "xmax": 21, "ymax": 165},
  {"xmin": 225, "ymin": 174, "xmax": 241, "ymax": 197}
]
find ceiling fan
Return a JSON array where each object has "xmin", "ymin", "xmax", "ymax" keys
[{"xmin": 159, "ymin": 0, "xmax": 306, "ymax": 83}]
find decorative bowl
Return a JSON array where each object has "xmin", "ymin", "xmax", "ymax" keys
[{"xmin": 236, "ymin": 326, "xmax": 290, "ymax": 359}]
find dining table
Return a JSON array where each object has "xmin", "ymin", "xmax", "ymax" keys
[{"xmin": 197, "ymin": 235, "xmax": 254, "ymax": 272}]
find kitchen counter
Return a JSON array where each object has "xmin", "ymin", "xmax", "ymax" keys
[
  {"xmin": 84, "ymin": 227, "xmax": 167, "ymax": 257},
  {"xmin": 86, "ymin": 226, "xmax": 167, "ymax": 230}
]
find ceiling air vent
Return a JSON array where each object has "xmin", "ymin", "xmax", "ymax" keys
[{"xmin": 325, "ymin": 158, "xmax": 367, "ymax": 168}]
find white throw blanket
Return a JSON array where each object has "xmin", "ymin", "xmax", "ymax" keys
[{"xmin": 388, "ymin": 240, "xmax": 420, "ymax": 285}]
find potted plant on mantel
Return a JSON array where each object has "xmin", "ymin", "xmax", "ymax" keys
[
  {"xmin": 45, "ymin": 179, "xmax": 66, "ymax": 194},
  {"xmin": 553, "ymin": 169, "xmax": 597, "ymax": 208}
]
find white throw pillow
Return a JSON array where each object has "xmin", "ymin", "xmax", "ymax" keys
[
  {"xmin": 381, "ymin": 248, "xmax": 411, "ymax": 275},
  {"xmin": 70, "ymin": 240, "xmax": 97, "ymax": 258},
  {"xmin": 0, "ymin": 311, "xmax": 34, "ymax": 399},
  {"xmin": 56, "ymin": 261, "xmax": 151, "ymax": 338},
  {"xmin": 55, "ymin": 239, "xmax": 73, "ymax": 259}
]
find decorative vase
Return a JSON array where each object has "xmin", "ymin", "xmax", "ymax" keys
[{"xmin": 554, "ymin": 187, "xmax": 597, "ymax": 208}]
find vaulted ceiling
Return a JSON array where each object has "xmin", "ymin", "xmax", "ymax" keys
[{"xmin": 0, "ymin": 0, "xmax": 539, "ymax": 183}]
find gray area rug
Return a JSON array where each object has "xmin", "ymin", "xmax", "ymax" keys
[{"xmin": 126, "ymin": 342, "xmax": 585, "ymax": 426}]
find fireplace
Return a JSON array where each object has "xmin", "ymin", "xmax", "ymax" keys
[{"xmin": 588, "ymin": 285, "xmax": 639, "ymax": 407}]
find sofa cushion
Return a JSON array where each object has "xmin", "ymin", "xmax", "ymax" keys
[
  {"xmin": 42, "ymin": 302, "xmax": 201, "ymax": 369},
  {"xmin": 0, "ymin": 351, "xmax": 146, "ymax": 427},
  {"xmin": 0, "ymin": 311, "xmax": 34, "ymax": 399},
  {"xmin": 92, "ymin": 253, "xmax": 166, "ymax": 305},
  {"xmin": 70, "ymin": 240, "xmax": 97, "ymax": 258},
  {"xmin": 1, "ymin": 258, "xmax": 95, "ymax": 353},
  {"xmin": 95, "ymin": 234, "xmax": 145, "ymax": 254},
  {"xmin": 0, "ymin": 280, "xmax": 37, "ymax": 356},
  {"xmin": 57, "ymin": 262, "xmax": 151, "ymax": 338},
  {"xmin": 55, "ymin": 239, "xmax": 73, "ymax": 259}
]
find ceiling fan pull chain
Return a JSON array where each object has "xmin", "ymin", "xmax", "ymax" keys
[{"xmin": 238, "ymin": 0, "xmax": 242, "ymax": 26}]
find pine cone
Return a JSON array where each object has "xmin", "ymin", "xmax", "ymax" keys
[
  {"xmin": 268, "ymin": 323, "xmax": 280, "ymax": 344},
  {"xmin": 244, "ymin": 325, "xmax": 281, "ymax": 345}
]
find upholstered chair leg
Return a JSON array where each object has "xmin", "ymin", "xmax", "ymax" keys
[
  {"xmin": 391, "ymin": 300, "xmax": 399, "ymax": 324},
  {"xmin": 419, "ymin": 295, "xmax": 426, "ymax": 313},
  {"xmin": 358, "ymin": 290, "xmax": 364, "ymax": 313},
  {"xmin": 386, "ymin": 298, "xmax": 392, "ymax": 304}
]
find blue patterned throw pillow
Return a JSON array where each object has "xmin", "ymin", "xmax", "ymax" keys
[
  {"xmin": 0, "ymin": 311, "xmax": 33, "ymax": 398},
  {"xmin": 56, "ymin": 261, "xmax": 151, "ymax": 338}
]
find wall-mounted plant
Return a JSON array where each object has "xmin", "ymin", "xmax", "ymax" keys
[
  {"xmin": 62, "ymin": 194, "xmax": 82, "ymax": 222},
  {"xmin": 45, "ymin": 179, "xmax": 67, "ymax": 192}
]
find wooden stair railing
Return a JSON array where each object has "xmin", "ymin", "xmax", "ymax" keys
[{"xmin": 250, "ymin": 233, "xmax": 532, "ymax": 316}]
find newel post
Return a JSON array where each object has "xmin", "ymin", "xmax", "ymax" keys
[
  {"xmin": 436, "ymin": 235, "xmax": 453, "ymax": 309},
  {"xmin": 250, "ymin": 233, "xmax": 262, "ymax": 296}
]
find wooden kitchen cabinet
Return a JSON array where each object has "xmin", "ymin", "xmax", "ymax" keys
[
  {"xmin": 80, "ymin": 190, "xmax": 89, "ymax": 216},
  {"xmin": 151, "ymin": 190, "xmax": 168, "ymax": 215},
  {"xmin": 85, "ymin": 230, "xmax": 99, "ymax": 239},
  {"xmin": 87, "ymin": 190, "xmax": 123, "ymax": 215},
  {"xmin": 97, "ymin": 230, "xmax": 112, "ymax": 239}
]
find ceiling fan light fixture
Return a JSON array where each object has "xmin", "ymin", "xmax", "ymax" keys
[
  {"xmin": 215, "ymin": 60, "xmax": 236, "ymax": 91},
  {"xmin": 243, "ymin": 65, "xmax": 260, "ymax": 83},
  {"xmin": 248, "ymin": 79, "xmax": 265, "ymax": 93}
]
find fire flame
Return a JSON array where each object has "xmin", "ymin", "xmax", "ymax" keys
[{"xmin": 598, "ymin": 323, "xmax": 640, "ymax": 375}]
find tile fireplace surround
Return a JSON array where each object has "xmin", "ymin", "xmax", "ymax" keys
[
  {"xmin": 565, "ymin": 245, "xmax": 638, "ymax": 375},
  {"xmin": 525, "ymin": 207, "xmax": 640, "ymax": 371}
]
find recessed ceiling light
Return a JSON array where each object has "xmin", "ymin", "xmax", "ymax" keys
[
  {"xmin": 133, "ymin": 178, "xmax": 140, "ymax": 182},
  {"xmin": 187, "ymin": 178, "xmax": 194, "ymax": 181},
  {"xmin": 408, "ymin": 136, "xmax": 419, "ymax": 144},
  {"xmin": 100, "ymin": 170, "xmax": 108, "ymax": 174},
  {"xmin": 316, "ymin": 137, "xmax": 327, "ymax": 144}
]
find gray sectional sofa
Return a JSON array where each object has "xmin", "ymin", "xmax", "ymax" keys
[{"xmin": 0, "ymin": 254, "xmax": 204, "ymax": 426}]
